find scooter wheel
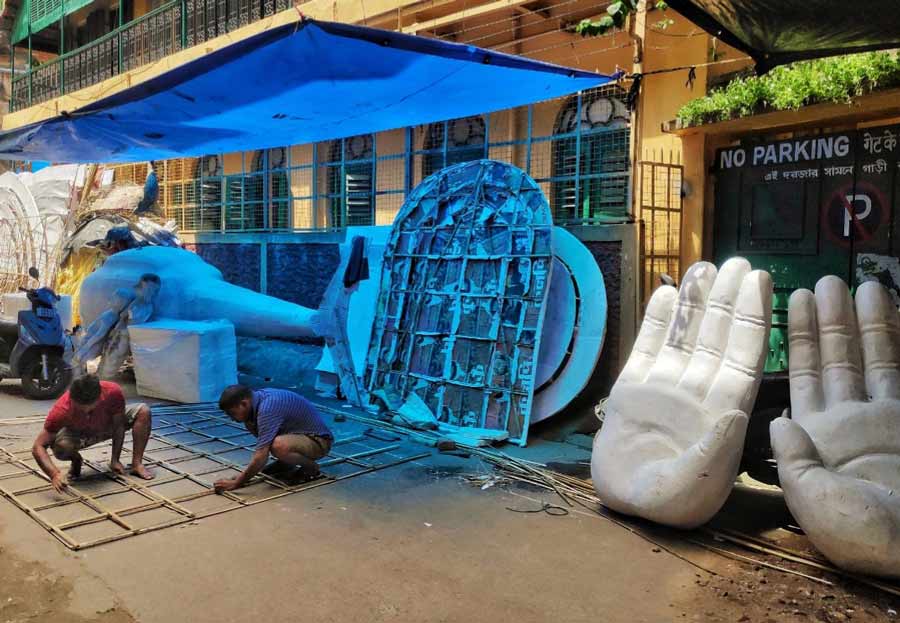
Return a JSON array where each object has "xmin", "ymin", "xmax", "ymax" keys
[{"xmin": 21, "ymin": 353, "xmax": 72, "ymax": 400}]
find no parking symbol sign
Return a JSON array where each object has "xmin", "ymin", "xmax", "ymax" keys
[{"xmin": 824, "ymin": 181, "xmax": 887, "ymax": 247}]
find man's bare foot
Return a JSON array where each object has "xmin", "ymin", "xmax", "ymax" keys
[
  {"xmin": 68, "ymin": 456, "xmax": 83, "ymax": 480},
  {"xmin": 109, "ymin": 460, "xmax": 126, "ymax": 476},
  {"xmin": 130, "ymin": 464, "xmax": 154, "ymax": 480}
]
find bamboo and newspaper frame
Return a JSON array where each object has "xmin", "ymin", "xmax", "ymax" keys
[{"xmin": 0, "ymin": 403, "xmax": 427, "ymax": 550}]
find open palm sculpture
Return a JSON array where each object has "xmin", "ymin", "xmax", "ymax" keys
[
  {"xmin": 592, "ymin": 258, "xmax": 773, "ymax": 529},
  {"xmin": 772, "ymin": 277, "xmax": 900, "ymax": 578}
]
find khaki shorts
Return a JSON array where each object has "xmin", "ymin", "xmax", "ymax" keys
[
  {"xmin": 281, "ymin": 433, "xmax": 333, "ymax": 460},
  {"xmin": 54, "ymin": 403, "xmax": 148, "ymax": 452}
]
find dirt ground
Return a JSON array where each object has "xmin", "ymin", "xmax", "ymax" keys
[{"xmin": 0, "ymin": 379, "xmax": 897, "ymax": 623}]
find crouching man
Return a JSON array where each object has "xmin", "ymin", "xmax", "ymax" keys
[
  {"xmin": 214, "ymin": 385, "xmax": 333, "ymax": 493},
  {"xmin": 32, "ymin": 375, "xmax": 154, "ymax": 493}
]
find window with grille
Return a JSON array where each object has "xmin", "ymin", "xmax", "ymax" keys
[
  {"xmin": 224, "ymin": 148, "xmax": 289, "ymax": 230},
  {"xmin": 327, "ymin": 135, "xmax": 375, "ymax": 228},
  {"xmin": 422, "ymin": 116, "xmax": 486, "ymax": 179},
  {"xmin": 552, "ymin": 86, "xmax": 631, "ymax": 224},
  {"xmin": 194, "ymin": 155, "xmax": 223, "ymax": 231}
]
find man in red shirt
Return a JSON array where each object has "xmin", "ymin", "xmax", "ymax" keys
[{"xmin": 32, "ymin": 375, "xmax": 154, "ymax": 493}]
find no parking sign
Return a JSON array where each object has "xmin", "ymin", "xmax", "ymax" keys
[{"xmin": 823, "ymin": 181, "xmax": 888, "ymax": 247}]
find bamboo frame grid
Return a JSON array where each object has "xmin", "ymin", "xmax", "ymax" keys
[{"xmin": 0, "ymin": 403, "xmax": 429, "ymax": 550}]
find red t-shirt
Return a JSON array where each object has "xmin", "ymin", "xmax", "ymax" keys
[{"xmin": 44, "ymin": 381, "xmax": 126, "ymax": 435}]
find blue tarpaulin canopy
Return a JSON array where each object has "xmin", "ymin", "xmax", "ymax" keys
[{"xmin": 0, "ymin": 19, "xmax": 616, "ymax": 163}]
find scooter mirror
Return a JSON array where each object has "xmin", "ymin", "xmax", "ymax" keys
[{"xmin": 28, "ymin": 267, "xmax": 39, "ymax": 280}]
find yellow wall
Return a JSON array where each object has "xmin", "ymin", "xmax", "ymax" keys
[
  {"xmin": 222, "ymin": 152, "xmax": 243, "ymax": 175},
  {"xmin": 133, "ymin": 0, "xmax": 151, "ymax": 18}
]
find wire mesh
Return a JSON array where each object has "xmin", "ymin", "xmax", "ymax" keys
[{"xmin": 638, "ymin": 159, "xmax": 683, "ymax": 302}]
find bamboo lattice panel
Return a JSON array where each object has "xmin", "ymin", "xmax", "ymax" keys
[{"xmin": 0, "ymin": 403, "xmax": 427, "ymax": 550}]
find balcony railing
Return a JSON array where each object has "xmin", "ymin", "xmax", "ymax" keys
[{"xmin": 11, "ymin": 0, "xmax": 291, "ymax": 112}]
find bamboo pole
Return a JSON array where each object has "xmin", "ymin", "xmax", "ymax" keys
[
  {"xmin": 0, "ymin": 487, "xmax": 80, "ymax": 549},
  {"xmin": 703, "ymin": 528, "xmax": 900, "ymax": 598},
  {"xmin": 80, "ymin": 459, "xmax": 195, "ymax": 518},
  {"xmin": 78, "ymin": 164, "xmax": 99, "ymax": 211},
  {"xmin": 686, "ymin": 539, "xmax": 833, "ymax": 586},
  {"xmin": 72, "ymin": 451, "xmax": 430, "ymax": 550},
  {"xmin": 0, "ymin": 470, "xmax": 36, "ymax": 481}
]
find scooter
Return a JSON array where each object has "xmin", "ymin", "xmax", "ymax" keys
[{"xmin": 0, "ymin": 267, "xmax": 72, "ymax": 399}]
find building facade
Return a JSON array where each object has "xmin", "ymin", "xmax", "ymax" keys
[{"xmin": 2, "ymin": 0, "xmax": 751, "ymax": 397}]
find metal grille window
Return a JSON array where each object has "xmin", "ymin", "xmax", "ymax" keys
[
  {"xmin": 327, "ymin": 135, "xmax": 375, "ymax": 228},
  {"xmin": 223, "ymin": 148, "xmax": 289, "ymax": 230},
  {"xmin": 551, "ymin": 86, "xmax": 631, "ymax": 224},
  {"xmin": 195, "ymin": 155, "xmax": 223, "ymax": 231},
  {"xmin": 421, "ymin": 116, "xmax": 487, "ymax": 179},
  {"xmin": 638, "ymin": 159, "xmax": 683, "ymax": 302},
  {"xmin": 157, "ymin": 91, "xmax": 640, "ymax": 234}
]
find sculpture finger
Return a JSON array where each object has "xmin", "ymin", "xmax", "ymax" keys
[
  {"xmin": 815, "ymin": 276, "xmax": 866, "ymax": 407},
  {"xmin": 855, "ymin": 280, "xmax": 900, "ymax": 401},
  {"xmin": 771, "ymin": 417, "xmax": 900, "ymax": 578},
  {"xmin": 679, "ymin": 257, "xmax": 751, "ymax": 402},
  {"xmin": 788, "ymin": 288, "xmax": 825, "ymax": 422},
  {"xmin": 616, "ymin": 284, "xmax": 678, "ymax": 384},
  {"xmin": 703, "ymin": 270, "xmax": 772, "ymax": 416},
  {"xmin": 645, "ymin": 261, "xmax": 717, "ymax": 387}
]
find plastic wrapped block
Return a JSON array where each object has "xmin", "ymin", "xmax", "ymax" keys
[{"xmin": 129, "ymin": 319, "xmax": 237, "ymax": 404}]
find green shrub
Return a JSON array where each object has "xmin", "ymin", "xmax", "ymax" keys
[{"xmin": 676, "ymin": 52, "xmax": 900, "ymax": 127}]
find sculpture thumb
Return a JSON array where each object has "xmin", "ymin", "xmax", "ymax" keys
[
  {"xmin": 642, "ymin": 410, "xmax": 748, "ymax": 529},
  {"xmin": 770, "ymin": 416, "xmax": 826, "ymax": 484},
  {"xmin": 675, "ymin": 410, "xmax": 749, "ymax": 475},
  {"xmin": 770, "ymin": 416, "xmax": 900, "ymax": 578}
]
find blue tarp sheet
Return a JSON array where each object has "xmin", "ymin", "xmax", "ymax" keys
[{"xmin": 0, "ymin": 19, "xmax": 616, "ymax": 163}]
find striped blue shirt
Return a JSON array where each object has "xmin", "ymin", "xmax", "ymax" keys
[{"xmin": 250, "ymin": 389, "xmax": 332, "ymax": 450}]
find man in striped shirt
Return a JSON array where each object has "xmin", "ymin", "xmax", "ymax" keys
[{"xmin": 214, "ymin": 385, "xmax": 333, "ymax": 493}]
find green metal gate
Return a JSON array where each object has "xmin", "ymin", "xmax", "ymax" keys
[{"xmin": 713, "ymin": 125, "xmax": 900, "ymax": 372}]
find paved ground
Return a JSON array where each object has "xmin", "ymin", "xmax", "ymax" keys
[{"xmin": 0, "ymin": 379, "xmax": 897, "ymax": 623}]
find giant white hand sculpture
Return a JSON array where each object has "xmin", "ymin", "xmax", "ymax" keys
[
  {"xmin": 592, "ymin": 259, "xmax": 773, "ymax": 529},
  {"xmin": 771, "ymin": 277, "xmax": 900, "ymax": 578}
]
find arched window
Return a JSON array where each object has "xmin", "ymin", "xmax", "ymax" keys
[
  {"xmin": 552, "ymin": 86, "xmax": 631, "ymax": 224},
  {"xmin": 265, "ymin": 148, "xmax": 290, "ymax": 230},
  {"xmin": 422, "ymin": 116, "xmax": 486, "ymax": 179},
  {"xmin": 230, "ymin": 147, "xmax": 289, "ymax": 230},
  {"xmin": 327, "ymin": 134, "xmax": 375, "ymax": 228}
]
